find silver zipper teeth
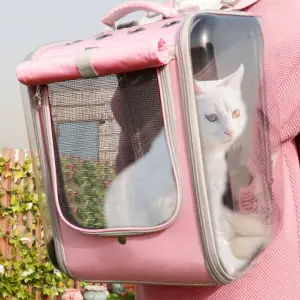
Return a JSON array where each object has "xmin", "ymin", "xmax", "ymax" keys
[
  {"xmin": 33, "ymin": 85, "xmax": 42, "ymax": 109},
  {"xmin": 176, "ymin": 12, "xmax": 233, "ymax": 284}
]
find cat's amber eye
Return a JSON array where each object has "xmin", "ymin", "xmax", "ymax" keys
[
  {"xmin": 205, "ymin": 114, "xmax": 218, "ymax": 122},
  {"xmin": 232, "ymin": 109, "xmax": 240, "ymax": 118}
]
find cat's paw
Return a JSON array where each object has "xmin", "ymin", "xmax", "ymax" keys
[
  {"xmin": 231, "ymin": 213, "xmax": 268, "ymax": 237},
  {"xmin": 222, "ymin": 218, "xmax": 235, "ymax": 242},
  {"xmin": 228, "ymin": 213, "xmax": 270, "ymax": 260},
  {"xmin": 230, "ymin": 236, "xmax": 266, "ymax": 260},
  {"xmin": 223, "ymin": 207, "xmax": 270, "ymax": 238},
  {"xmin": 223, "ymin": 209, "xmax": 270, "ymax": 260}
]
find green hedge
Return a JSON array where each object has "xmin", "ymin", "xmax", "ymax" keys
[
  {"xmin": 60, "ymin": 155, "xmax": 115, "ymax": 229},
  {"xmin": 0, "ymin": 156, "xmax": 85, "ymax": 299},
  {"xmin": 0, "ymin": 155, "xmax": 135, "ymax": 299}
]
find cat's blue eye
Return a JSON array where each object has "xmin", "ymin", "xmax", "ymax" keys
[{"xmin": 205, "ymin": 114, "xmax": 218, "ymax": 122}]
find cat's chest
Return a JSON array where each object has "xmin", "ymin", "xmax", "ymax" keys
[
  {"xmin": 205, "ymin": 155, "xmax": 228, "ymax": 201},
  {"xmin": 206, "ymin": 155, "xmax": 227, "ymax": 183}
]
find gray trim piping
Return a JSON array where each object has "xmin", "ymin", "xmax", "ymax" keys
[{"xmin": 75, "ymin": 49, "xmax": 98, "ymax": 78}]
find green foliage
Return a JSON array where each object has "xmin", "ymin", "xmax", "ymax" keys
[
  {"xmin": 0, "ymin": 155, "xmax": 135, "ymax": 299},
  {"xmin": 0, "ymin": 156, "xmax": 85, "ymax": 299},
  {"xmin": 60, "ymin": 156, "xmax": 116, "ymax": 229},
  {"xmin": 108, "ymin": 296, "xmax": 135, "ymax": 300}
]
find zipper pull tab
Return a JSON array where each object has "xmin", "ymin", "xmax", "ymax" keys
[{"xmin": 33, "ymin": 85, "xmax": 42, "ymax": 109}]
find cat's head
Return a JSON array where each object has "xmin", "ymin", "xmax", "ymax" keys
[{"xmin": 194, "ymin": 64, "xmax": 247, "ymax": 149}]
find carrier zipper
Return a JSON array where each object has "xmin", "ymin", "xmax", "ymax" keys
[
  {"xmin": 176, "ymin": 13, "xmax": 233, "ymax": 284},
  {"xmin": 33, "ymin": 85, "xmax": 42, "ymax": 109}
]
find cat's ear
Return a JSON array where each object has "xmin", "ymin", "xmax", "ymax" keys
[{"xmin": 219, "ymin": 64, "xmax": 245, "ymax": 89}]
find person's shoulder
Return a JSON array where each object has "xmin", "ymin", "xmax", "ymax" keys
[
  {"xmin": 254, "ymin": 0, "xmax": 300, "ymax": 83},
  {"xmin": 258, "ymin": 0, "xmax": 300, "ymax": 40}
]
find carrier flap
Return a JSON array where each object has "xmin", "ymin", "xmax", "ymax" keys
[{"xmin": 16, "ymin": 37, "xmax": 172, "ymax": 86}]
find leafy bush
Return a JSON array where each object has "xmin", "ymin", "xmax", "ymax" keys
[
  {"xmin": 60, "ymin": 155, "xmax": 115, "ymax": 229},
  {"xmin": 0, "ymin": 156, "xmax": 82, "ymax": 299},
  {"xmin": 0, "ymin": 155, "xmax": 135, "ymax": 299}
]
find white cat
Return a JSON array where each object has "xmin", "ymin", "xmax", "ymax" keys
[
  {"xmin": 194, "ymin": 64, "xmax": 268, "ymax": 273},
  {"xmin": 104, "ymin": 64, "xmax": 268, "ymax": 274},
  {"xmin": 104, "ymin": 126, "xmax": 177, "ymax": 227}
]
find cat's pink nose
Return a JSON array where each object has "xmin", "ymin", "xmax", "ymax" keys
[{"xmin": 224, "ymin": 130, "xmax": 232, "ymax": 137}]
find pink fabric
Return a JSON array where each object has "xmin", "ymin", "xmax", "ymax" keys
[
  {"xmin": 101, "ymin": 1, "xmax": 178, "ymax": 28},
  {"xmin": 237, "ymin": 78, "xmax": 281, "ymax": 234},
  {"xmin": 16, "ymin": 15, "xmax": 184, "ymax": 85},
  {"xmin": 136, "ymin": 0, "xmax": 300, "ymax": 298},
  {"xmin": 16, "ymin": 38, "xmax": 171, "ymax": 86}
]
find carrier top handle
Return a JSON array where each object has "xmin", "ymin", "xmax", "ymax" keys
[{"xmin": 101, "ymin": 1, "xmax": 179, "ymax": 30}]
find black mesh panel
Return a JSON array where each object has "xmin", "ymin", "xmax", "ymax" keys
[{"xmin": 47, "ymin": 68, "xmax": 163, "ymax": 229}]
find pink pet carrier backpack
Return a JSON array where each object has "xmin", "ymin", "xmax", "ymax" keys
[{"xmin": 17, "ymin": 0, "xmax": 282, "ymax": 286}]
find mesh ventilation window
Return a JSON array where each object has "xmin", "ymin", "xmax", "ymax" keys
[
  {"xmin": 57, "ymin": 121, "xmax": 100, "ymax": 160},
  {"xmin": 48, "ymin": 69, "xmax": 165, "ymax": 229}
]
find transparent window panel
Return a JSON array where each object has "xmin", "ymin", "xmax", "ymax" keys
[
  {"xmin": 47, "ymin": 68, "xmax": 178, "ymax": 230},
  {"xmin": 189, "ymin": 14, "xmax": 276, "ymax": 275}
]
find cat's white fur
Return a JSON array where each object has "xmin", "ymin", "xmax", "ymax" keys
[
  {"xmin": 104, "ymin": 130, "xmax": 177, "ymax": 228},
  {"xmin": 104, "ymin": 64, "xmax": 268, "ymax": 274}
]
